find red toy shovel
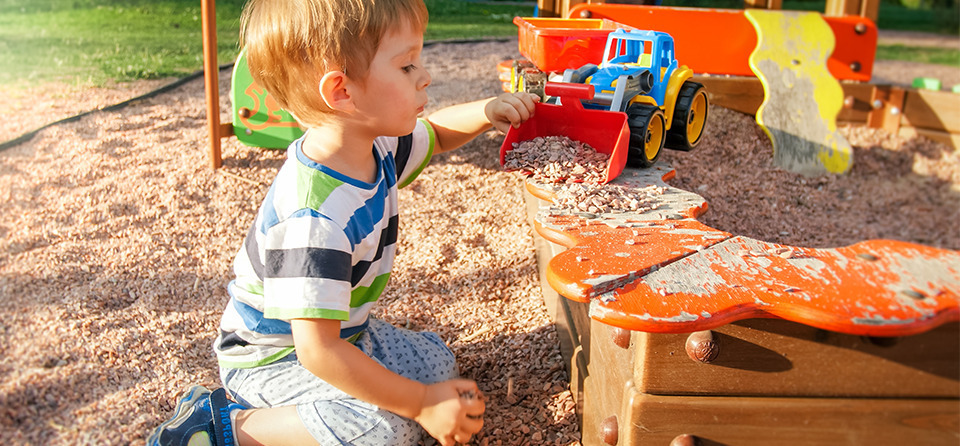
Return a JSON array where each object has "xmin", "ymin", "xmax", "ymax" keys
[{"xmin": 499, "ymin": 82, "xmax": 630, "ymax": 184}]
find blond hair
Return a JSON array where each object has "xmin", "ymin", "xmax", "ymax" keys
[{"xmin": 240, "ymin": 0, "xmax": 428, "ymax": 127}]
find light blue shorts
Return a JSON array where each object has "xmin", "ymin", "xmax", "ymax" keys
[{"xmin": 220, "ymin": 318, "xmax": 458, "ymax": 445}]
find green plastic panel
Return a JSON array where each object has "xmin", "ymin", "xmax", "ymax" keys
[{"xmin": 231, "ymin": 50, "xmax": 305, "ymax": 149}]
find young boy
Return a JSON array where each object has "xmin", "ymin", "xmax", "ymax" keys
[{"xmin": 148, "ymin": 0, "xmax": 538, "ymax": 444}]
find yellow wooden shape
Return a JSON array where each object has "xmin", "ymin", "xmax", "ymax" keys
[{"xmin": 745, "ymin": 10, "xmax": 853, "ymax": 176}]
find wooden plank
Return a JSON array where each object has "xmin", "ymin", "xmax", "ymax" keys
[
  {"xmin": 538, "ymin": 0, "xmax": 560, "ymax": 18},
  {"xmin": 825, "ymin": 0, "xmax": 880, "ymax": 22},
  {"xmin": 581, "ymin": 318, "xmax": 636, "ymax": 446},
  {"xmin": 633, "ymin": 319, "xmax": 960, "ymax": 398},
  {"xmin": 695, "ymin": 76, "xmax": 875, "ymax": 124},
  {"xmin": 867, "ymin": 85, "xmax": 906, "ymax": 133},
  {"xmin": 695, "ymin": 76, "xmax": 960, "ymax": 141},
  {"xmin": 900, "ymin": 126, "xmax": 960, "ymax": 151},
  {"xmin": 837, "ymin": 81, "xmax": 875, "ymax": 123},
  {"xmin": 693, "ymin": 76, "xmax": 765, "ymax": 116},
  {"xmin": 744, "ymin": 0, "xmax": 782, "ymax": 9},
  {"xmin": 904, "ymin": 89, "xmax": 960, "ymax": 134},
  {"xmin": 619, "ymin": 389, "xmax": 959, "ymax": 445}
]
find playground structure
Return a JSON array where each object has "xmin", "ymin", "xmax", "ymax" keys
[
  {"xmin": 496, "ymin": 1, "xmax": 959, "ymax": 444},
  {"xmin": 199, "ymin": 0, "xmax": 958, "ymax": 168},
  {"xmin": 506, "ymin": 6, "xmax": 869, "ymax": 176},
  {"xmin": 196, "ymin": 0, "xmax": 960, "ymax": 443},
  {"xmin": 524, "ymin": 164, "xmax": 959, "ymax": 445}
]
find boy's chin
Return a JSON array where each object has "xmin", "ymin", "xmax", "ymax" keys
[{"xmin": 391, "ymin": 119, "xmax": 419, "ymax": 136}]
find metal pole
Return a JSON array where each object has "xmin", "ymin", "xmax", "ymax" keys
[{"xmin": 201, "ymin": 0, "xmax": 222, "ymax": 168}]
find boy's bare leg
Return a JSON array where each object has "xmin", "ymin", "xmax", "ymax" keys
[{"xmin": 234, "ymin": 406, "xmax": 317, "ymax": 446}]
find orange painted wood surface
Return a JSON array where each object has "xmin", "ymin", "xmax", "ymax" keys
[
  {"xmin": 564, "ymin": 4, "xmax": 877, "ymax": 82},
  {"xmin": 530, "ymin": 165, "xmax": 960, "ymax": 338}
]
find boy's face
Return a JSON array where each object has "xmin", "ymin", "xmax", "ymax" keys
[{"xmin": 351, "ymin": 20, "xmax": 430, "ymax": 137}]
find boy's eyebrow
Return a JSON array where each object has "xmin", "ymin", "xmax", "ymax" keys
[{"xmin": 391, "ymin": 43, "xmax": 422, "ymax": 61}]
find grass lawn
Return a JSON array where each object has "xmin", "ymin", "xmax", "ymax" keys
[
  {"xmin": 0, "ymin": 0, "xmax": 955, "ymax": 87},
  {"xmin": 0, "ymin": 0, "xmax": 532, "ymax": 87}
]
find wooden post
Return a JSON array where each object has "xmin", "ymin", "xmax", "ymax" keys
[
  {"xmin": 201, "ymin": 0, "xmax": 223, "ymax": 169},
  {"xmin": 825, "ymin": 0, "xmax": 880, "ymax": 22},
  {"xmin": 743, "ymin": 0, "xmax": 783, "ymax": 9}
]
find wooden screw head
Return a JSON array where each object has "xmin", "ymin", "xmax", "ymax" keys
[
  {"xmin": 600, "ymin": 415, "xmax": 618, "ymax": 445},
  {"xmin": 612, "ymin": 327, "xmax": 631, "ymax": 349},
  {"xmin": 670, "ymin": 433, "xmax": 702, "ymax": 446},
  {"xmin": 685, "ymin": 330, "xmax": 720, "ymax": 364}
]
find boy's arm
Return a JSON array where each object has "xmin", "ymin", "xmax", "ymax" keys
[
  {"xmin": 291, "ymin": 318, "xmax": 484, "ymax": 445},
  {"xmin": 427, "ymin": 92, "xmax": 538, "ymax": 154}
]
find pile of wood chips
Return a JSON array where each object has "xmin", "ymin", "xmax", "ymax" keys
[{"xmin": 504, "ymin": 136, "xmax": 610, "ymax": 184}]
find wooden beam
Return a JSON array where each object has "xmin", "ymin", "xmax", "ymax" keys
[
  {"xmin": 201, "ymin": 0, "xmax": 222, "ymax": 169},
  {"xmin": 867, "ymin": 85, "xmax": 906, "ymax": 134},
  {"xmin": 693, "ymin": 76, "xmax": 959, "ymax": 151},
  {"xmin": 744, "ymin": 0, "xmax": 782, "ymax": 9},
  {"xmin": 825, "ymin": 0, "xmax": 880, "ymax": 22}
]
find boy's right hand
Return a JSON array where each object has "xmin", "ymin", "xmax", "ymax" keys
[
  {"xmin": 484, "ymin": 92, "xmax": 539, "ymax": 134},
  {"xmin": 415, "ymin": 379, "xmax": 486, "ymax": 446}
]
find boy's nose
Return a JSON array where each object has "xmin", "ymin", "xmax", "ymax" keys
[{"xmin": 419, "ymin": 69, "xmax": 431, "ymax": 90}]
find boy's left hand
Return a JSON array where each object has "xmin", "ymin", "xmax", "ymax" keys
[{"xmin": 484, "ymin": 92, "xmax": 539, "ymax": 134}]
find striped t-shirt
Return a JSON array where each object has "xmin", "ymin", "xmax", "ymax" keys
[{"xmin": 215, "ymin": 119, "xmax": 435, "ymax": 369}]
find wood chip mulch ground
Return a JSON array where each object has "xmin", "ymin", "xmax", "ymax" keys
[{"xmin": 0, "ymin": 37, "xmax": 957, "ymax": 445}]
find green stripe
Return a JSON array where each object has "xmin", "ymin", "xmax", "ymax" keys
[
  {"xmin": 350, "ymin": 273, "xmax": 390, "ymax": 308},
  {"xmin": 264, "ymin": 307, "xmax": 350, "ymax": 321},
  {"xmin": 399, "ymin": 119, "xmax": 435, "ymax": 189},
  {"xmin": 218, "ymin": 346, "xmax": 296, "ymax": 369},
  {"xmin": 236, "ymin": 280, "xmax": 263, "ymax": 295},
  {"xmin": 296, "ymin": 160, "xmax": 345, "ymax": 210}
]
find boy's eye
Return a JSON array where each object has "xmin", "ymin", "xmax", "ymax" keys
[{"xmin": 402, "ymin": 64, "xmax": 417, "ymax": 73}]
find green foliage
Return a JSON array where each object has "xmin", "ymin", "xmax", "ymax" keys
[
  {"xmin": 876, "ymin": 44, "xmax": 959, "ymax": 66},
  {"xmin": 0, "ymin": 0, "xmax": 954, "ymax": 87},
  {"xmin": 422, "ymin": 0, "xmax": 534, "ymax": 41},
  {"xmin": 0, "ymin": 0, "xmax": 246, "ymax": 86},
  {"xmin": 0, "ymin": 0, "xmax": 532, "ymax": 86}
]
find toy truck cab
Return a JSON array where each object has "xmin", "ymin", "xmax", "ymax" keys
[
  {"xmin": 560, "ymin": 29, "xmax": 708, "ymax": 168},
  {"xmin": 591, "ymin": 29, "xmax": 676, "ymax": 109}
]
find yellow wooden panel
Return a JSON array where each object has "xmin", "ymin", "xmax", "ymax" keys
[{"xmin": 746, "ymin": 10, "xmax": 854, "ymax": 175}]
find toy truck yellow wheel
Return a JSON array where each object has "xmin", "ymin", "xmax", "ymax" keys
[
  {"xmin": 666, "ymin": 81, "xmax": 708, "ymax": 151},
  {"xmin": 626, "ymin": 104, "xmax": 666, "ymax": 168}
]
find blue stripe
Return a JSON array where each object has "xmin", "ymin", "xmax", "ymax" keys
[
  {"xmin": 259, "ymin": 184, "xmax": 281, "ymax": 235},
  {"xmin": 232, "ymin": 297, "xmax": 369, "ymax": 340},
  {"xmin": 340, "ymin": 319, "xmax": 369, "ymax": 339},
  {"xmin": 383, "ymin": 142, "xmax": 399, "ymax": 188},
  {"xmin": 299, "ymin": 141, "xmax": 382, "ymax": 190},
  {"xmin": 350, "ymin": 215, "xmax": 398, "ymax": 286},
  {"xmin": 232, "ymin": 297, "xmax": 292, "ymax": 335},
  {"xmin": 343, "ymin": 179, "xmax": 387, "ymax": 247},
  {"xmin": 289, "ymin": 208, "xmax": 324, "ymax": 219}
]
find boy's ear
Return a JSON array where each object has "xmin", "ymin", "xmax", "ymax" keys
[{"xmin": 319, "ymin": 70, "xmax": 355, "ymax": 113}]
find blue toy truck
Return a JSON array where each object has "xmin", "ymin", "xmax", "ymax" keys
[{"xmin": 535, "ymin": 28, "xmax": 709, "ymax": 168}]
